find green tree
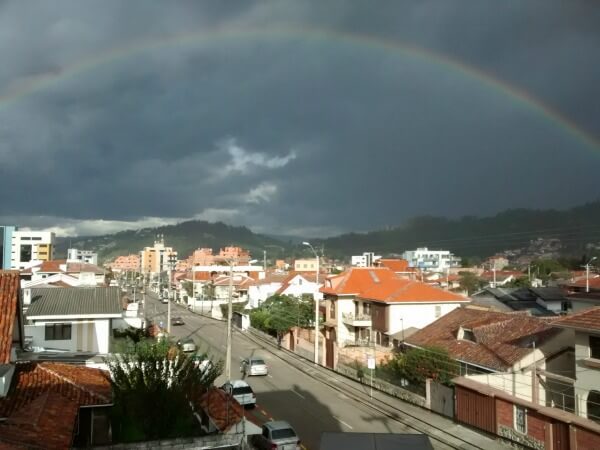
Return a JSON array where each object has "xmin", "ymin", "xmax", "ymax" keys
[
  {"xmin": 105, "ymin": 339, "xmax": 222, "ymax": 441},
  {"xmin": 182, "ymin": 281, "xmax": 193, "ymax": 297},
  {"xmin": 249, "ymin": 294, "xmax": 314, "ymax": 338},
  {"xmin": 530, "ymin": 259, "xmax": 567, "ymax": 282},
  {"xmin": 458, "ymin": 271, "xmax": 484, "ymax": 295},
  {"xmin": 504, "ymin": 276, "xmax": 531, "ymax": 288},
  {"xmin": 385, "ymin": 346, "xmax": 458, "ymax": 386}
]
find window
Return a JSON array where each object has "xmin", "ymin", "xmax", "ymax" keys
[
  {"xmin": 363, "ymin": 302, "xmax": 371, "ymax": 316},
  {"xmin": 587, "ymin": 390, "xmax": 600, "ymax": 423},
  {"xmin": 45, "ymin": 323, "xmax": 72, "ymax": 340},
  {"xmin": 31, "ymin": 237, "xmax": 42, "ymax": 241},
  {"xmin": 590, "ymin": 335, "xmax": 600, "ymax": 359},
  {"xmin": 435, "ymin": 305, "xmax": 442, "ymax": 318},
  {"xmin": 20, "ymin": 244, "xmax": 32, "ymax": 262},
  {"xmin": 330, "ymin": 301, "xmax": 336, "ymax": 319},
  {"xmin": 514, "ymin": 405, "xmax": 527, "ymax": 433}
]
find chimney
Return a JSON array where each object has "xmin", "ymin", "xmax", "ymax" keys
[{"xmin": 23, "ymin": 288, "xmax": 31, "ymax": 306}]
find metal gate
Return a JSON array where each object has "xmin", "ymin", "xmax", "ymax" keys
[{"xmin": 455, "ymin": 386, "xmax": 496, "ymax": 434}]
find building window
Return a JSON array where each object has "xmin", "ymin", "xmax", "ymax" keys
[
  {"xmin": 587, "ymin": 391, "xmax": 600, "ymax": 422},
  {"xmin": 45, "ymin": 323, "xmax": 72, "ymax": 340},
  {"xmin": 435, "ymin": 305, "xmax": 442, "ymax": 318},
  {"xmin": 330, "ymin": 301, "xmax": 336, "ymax": 319},
  {"xmin": 20, "ymin": 244, "xmax": 32, "ymax": 262},
  {"xmin": 590, "ymin": 335, "xmax": 600, "ymax": 359},
  {"xmin": 363, "ymin": 302, "xmax": 371, "ymax": 316},
  {"xmin": 31, "ymin": 237, "xmax": 42, "ymax": 241},
  {"xmin": 514, "ymin": 405, "xmax": 527, "ymax": 434}
]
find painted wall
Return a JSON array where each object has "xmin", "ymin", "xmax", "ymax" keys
[
  {"xmin": 386, "ymin": 302, "xmax": 463, "ymax": 334},
  {"xmin": 573, "ymin": 330, "xmax": 600, "ymax": 419},
  {"xmin": 25, "ymin": 319, "xmax": 111, "ymax": 353}
]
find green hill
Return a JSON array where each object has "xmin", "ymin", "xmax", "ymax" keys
[{"xmin": 54, "ymin": 201, "xmax": 600, "ymax": 263}]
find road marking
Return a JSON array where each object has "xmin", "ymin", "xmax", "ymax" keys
[
  {"xmin": 292, "ymin": 389, "xmax": 305, "ymax": 399},
  {"xmin": 332, "ymin": 416, "xmax": 353, "ymax": 430}
]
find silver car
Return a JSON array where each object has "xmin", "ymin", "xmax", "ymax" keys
[
  {"xmin": 241, "ymin": 356, "xmax": 268, "ymax": 376},
  {"xmin": 251, "ymin": 421, "xmax": 301, "ymax": 450},
  {"xmin": 221, "ymin": 380, "xmax": 256, "ymax": 407}
]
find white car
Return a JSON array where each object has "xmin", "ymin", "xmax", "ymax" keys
[
  {"xmin": 221, "ymin": 380, "xmax": 256, "ymax": 407},
  {"xmin": 178, "ymin": 338, "xmax": 196, "ymax": 353},
  {"xmin": 241, "ymin": 357, "xmax": 268, "ymax": 376}
]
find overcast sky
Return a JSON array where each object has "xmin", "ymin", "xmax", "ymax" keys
[{"xmin": 1, "ymin": 1, "xmax": 599, "ymax": 237}]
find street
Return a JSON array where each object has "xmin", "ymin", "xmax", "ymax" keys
[{"xmin": 141, "ymin": 291, "xmax": 490, "ymax": 450}]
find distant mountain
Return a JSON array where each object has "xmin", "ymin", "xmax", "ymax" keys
[
  {"xmin": 54, "ymin": 201, "xmax": 600, "ymax": 263},
  {"xmin": 315, "ymin": 201, "xmax": 600, "ymax": 260},
  {"xmin": 54, "ymin": 221, "xmax": 291, "ymax": 263}
]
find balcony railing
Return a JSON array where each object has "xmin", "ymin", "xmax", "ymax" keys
[{"xmin": 342, "ymin": 312, "xmax": 372, "ymax": 327}]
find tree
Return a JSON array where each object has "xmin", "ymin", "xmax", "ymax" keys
[
  {"xmin": 105, "ymin": 339, "xmax": 222, "ymax": 441},
  {"xmin": 385, "ymin": 346, "xmax": 458, "ymax": 386},
  {"xmin": 249, "ymin": 294, "xmax": 314, "ymax": 337},
  {"xmin": 504, "ymin": 276, "xmax": 531, "ymax": 288},
  {"xmin": 458, "ymin": 271, "xmax": 484, "ymax": 295},
  {"xmin": 181, "ymin": 281, "xmax": 193, "ymax": 297}
]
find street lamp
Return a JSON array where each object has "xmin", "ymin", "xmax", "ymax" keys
[
  {"xmin": 225, "ymin": 258, "xmax": 258, "ymax": 380},
  {"xmin": 585, "ymin": 257, "xmax": 597, "ymax": 293},
  {"xmin": 303, "ymin": 241, "xmax": 320, "ymax": 365}
]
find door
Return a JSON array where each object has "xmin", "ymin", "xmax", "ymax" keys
[
  {"xmin": 551, "ymin": 421, "xmax": 569, "ymax": 450},
  {"xmin": 326, "ymin": 339, "xmax": 334, "ymax": 368}
]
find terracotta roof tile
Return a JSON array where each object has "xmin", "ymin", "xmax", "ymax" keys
[
  {"xmin": 553, "ymin": 306, "xmax": 600, "ymax": 332},
  {"xmin": 406, "ymin": 307, "xmax": 560, "ymax": 371},
  {"xmin": 376, "ymin": 259, "xmax": 410, "ymax": 272},
  {"xmin": 320, "ymin": 267, "xmax": 398, "ymax": 296},
  {"xmin": 360, "ymin": 278, "xmax": 468, "ymax": 303},
  {"xmin": 0, "ymin": 391, "xmax": 78, "ymax": 449},
  {"xmin": 196, "ymin": 387, "xmax": 244, "ymax": 432},
  {"xmin": 0, "ymin": 271, "xmax": 19, "ymax": 364},
  {"xmin": 0, "ymin": 362, "xmax": 112, "ymax": 418}
]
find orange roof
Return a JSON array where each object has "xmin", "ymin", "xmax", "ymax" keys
[
  {"xmin": 553, "ymin": 306, "xmax": 600, "ymax": 332},
  {"xmin": 321, "ymin": 267, "xmax": 398, "ymax": 296},
  {"xmin": 360, "ymin": 278, "xmax": 468, "ymax": 303},
  {"xmin": 0, "ymin": 271, "xmax": 19, "ymax": 364},
  {"xmin": 197, "ymin": 387, "xmax": 244, "ymax": 432},
  {"xmin": 21, "ymin": 260, "xmax": 104, "ymax": 275},
  {"xmin": 376, "ymin": 259, "xmax": 410, "ymax": 272}
]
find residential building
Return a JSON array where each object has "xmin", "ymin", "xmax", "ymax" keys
[
  {"xmin": 487, "ymin": 255, "xmax": 510, "ymax": 271},
  {"xmin": 67, "ymin": 248, "xmax": 98, "ymax": 265},
  {"xmin": 212, "ymin": 274, "xmax": 255, "ymax": 302},
  {"xmin": 23, "ymin": 287, "xmax": 123, "ymax": 353},
  {"xmin": 471, "ymin": 287, "xmax": 569, "ymax": 316},
  {"xmin": 321, "ymin": 267, "xmax": 469, "ymax": 348},
  {"xmin": 553, "ymin": 307, "xmax": 600, "ymax": 421},
  {"xmin": 10, "ymin": 229, "xmax": 55, "ymax": 270},
  {"xmin": 140, "ymin": 235, "xmax": 177, "ymax": 275},
  {"xmin": 401, "ymin": 247, "xmax": 460, "ymax": 273},
  {"xmin": 108, "ymin": 254, "xmax": 140, "ymax": 273},
  {"xmin": 294, "ymin": 258, "xmax": 318, "ymax": 272},
  {"xmin": 247, "ymin": 272, "xmax": 289, "ymax": 308},
  {"xmin": 0, "ymin": 271, "xmax": 112, "ymax": 447},
  {"xmin": 480, "ymin": 270, "xmax": 526, "ymax": 287},
  {"xmin": 351, "ymin": 252, "xmax": 381, "ymax": 267},
  {"xmin": 274, "ymin": 271, "xmax": 323, "ymax": 300},
  {"xmin": 374, "ymin": 258, "xmax": 415, "ymax": 278},
  {"xmin": 218, "ymin": 246, "xmax": 250, "ymax": 264},
  {"xmin": 0, "ymin": 225, "xmax": 17, "ymax": 269},
  {"xmin": 187, "ymin": 247, "xmax": 216, "ymax": 266},
  {"xmin": 21, "ymin": 259, "xmax": 106, "ymax": 286}
]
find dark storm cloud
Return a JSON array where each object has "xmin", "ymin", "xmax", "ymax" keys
[{"xmin": 0, "ymin": 0, "xmax": 599, "ymax": 237}]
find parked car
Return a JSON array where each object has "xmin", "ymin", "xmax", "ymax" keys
[
  {"xmin": 250, "ymin": 421, "xmax": 301, "ymax": 450},
  {"xmin": 171, "ymin": 316, "xmax": 184, "ymax": 326},
  {"xmin": 220, "ymin": 380, "xmax": 256, "ymax": 407},
  {"xmin": 177, "ymin": 338, "xmax": 196, "ymax": 353},
  {"xmin": 241, "ymin": 356, "xmax": 268, "ymax": 376},
  {"xmin": 161, "ymin": 296, "xmax": 169, "ymax": 304}
]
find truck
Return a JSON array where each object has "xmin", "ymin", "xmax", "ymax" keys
[{"xmin": 250, "ymin": 421, "xmax": 301, "ymax": 450}]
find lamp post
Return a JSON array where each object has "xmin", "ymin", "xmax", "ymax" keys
[
  {"xmin": 585, "ymin": 257, "xmax": 597, "ymax": 293},
  {"xmin": 303, "ymin": 241, "xmax": 320, "ymax": 365},
  {"xmin": 225, "ymin": 258, "xmax": 257, "ymax": 380},
  {"xmin": 167, "ymin": 253, "xmax": 177, "ymax": 334}
]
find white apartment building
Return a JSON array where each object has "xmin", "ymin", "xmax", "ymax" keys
[
  {"xmin": 67, "ymin": 248, "xmax": 98, "ymax": 265},
  {"xmin": 140, "ymin": 235, "xmax": 177, "ymax": 275},
  {"xmin": 401, "ymin": 247, "xmax": 461, "ymax": 273},
  {"xmin": 10, "ymin": 230, "xmax": 55, "ymax": 270},
  {"xmin": 351, "ymin": 252, "xmax": 381, "ymax": 267}
]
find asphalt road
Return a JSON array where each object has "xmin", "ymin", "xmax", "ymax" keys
[{"xmin": 141, "ymin": 291, "xmax": 452, "ymax": 450}]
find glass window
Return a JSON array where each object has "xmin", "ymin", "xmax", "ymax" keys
[
  {"xmin": 514, "ymin": 405, "xmax": 527, "ymax": 433},
  {"xmin": 20, "ymin": 244, "xmax": 32, "ymax": 262},
  {"xmin": 272, "ymin": 428, "xmax": 297, "ymax": 440},
  {"xmin": 587, "ymin": 390, "xmax": 600, "ymax": 422},
  {"xmin": 363, "ymin": 302, "xmax": 371, "ymax": 316},
  {"xmin": 330, "ymin": 301, "xmax": 336, "ymax": 319},
  {"xmin": 435, "ymin": 305, "xmax": 442, "ymax": 318},
  {"xmin": 590, "ymin": 336, "xmax": 600, "ymax": 359},
  {"xmin": 45, "ymin": 323, "xmax": 72, "ymax": 340}
]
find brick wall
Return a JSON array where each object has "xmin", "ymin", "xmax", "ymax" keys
[
  {"xmin": 496, "ymin": 398, "xmax": 513, "ymax": 430},
  {"xmin": 575, "ymin": 426, "xmax": 600, "ymax": 450}
]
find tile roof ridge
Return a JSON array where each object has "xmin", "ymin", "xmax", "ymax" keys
[{"xmin": 38, "ymin": 364, "xmax": 111, "ymax": 404}]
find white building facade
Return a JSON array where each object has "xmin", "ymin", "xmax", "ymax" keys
[
  {"xmin": 67, "ymin": 248, "xmax": 98, "ymax": 265},
  {"xmin": 351, "ymin": 252, "xmax": 381, "ymax": 267},
  {"xmin": 402, "ymin": 247, "xmax": 461, "ymax": 273},
  {"xmin": 10, "ymin": 230, "xmax": 55, "ymax": 270}
]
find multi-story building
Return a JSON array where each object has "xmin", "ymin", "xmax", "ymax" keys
[
  {"xmin": 108, "ymin": 254, "xmax": 141, "ymax": 273},
  {"xmin": 402, "ymin": 247, "xmax": 461, "ymax": 273},
  {"xmin": 351, "ymin": 252, "xmax": 381, "ymax": 267},
  {"xmin": 10, "ymin": 230, "xmax": 55, "ymax": 270},
  {"xmin": 0, "ymin": 225, "xmax": 17, "ymax": 269},
  {"xmin": 140, "ymin": 235, "xmax": 177, "ymax": 275},
  {"xmin": 67, "ymin": 248, "xmax": 98, "ymax": 265},
  {"xmin": 294, "ymin": 258, "xmax": 318, "ymax": 272}
]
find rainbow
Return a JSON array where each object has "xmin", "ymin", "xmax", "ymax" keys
[{"xmin": 1, "ymin": 27, "xmax": 598, "ymax": 150}]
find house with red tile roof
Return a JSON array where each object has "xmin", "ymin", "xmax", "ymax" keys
[
  {"xmin": 247, "ymin": 272, "xmax": 290, "ymax": 308},
  {"xmin": 0, "ymin": 271, "xmax": 113, "ymax": 448},
  {"xmin": 321, "ymin": 267, "xmax": 469, "ymax": 349},
  {"xmin": 553, "ymin": 307, "xmax": 600, "ymax": 422},
  {"xmin": 274, "ymin": 271, "xmax": 323, "ymax": 300},
  {"xmin": 21, "ymin": 259, "xmax": 106, "ymax": 286}
]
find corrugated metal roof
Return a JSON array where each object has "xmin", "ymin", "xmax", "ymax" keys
[{"xmin": 27, "ymin": 287, "xmax": 122, "ymax": 317}]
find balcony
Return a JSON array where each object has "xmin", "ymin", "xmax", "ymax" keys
[{"xmin": 342, "ymin": 312, "xmax": 372, "ymax": 327}]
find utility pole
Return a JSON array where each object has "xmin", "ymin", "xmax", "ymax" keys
[
  {"xmin": 263, "ymin": 250, "xmax": 267, "ymax": 272},
  {"xmin": 167, "ymin": 253, "xmax": 177, "ymax": 334},
  {"xmin": 303, "ymin": 242, "xmax": 320, "ymax": 365},
  {"xmin": 225, "ymin": 258, "xmax": 235, "ymax": 380},
  {"xmin": 584, "ymin": 257, "xmax": 597, "ymax": 293}
]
